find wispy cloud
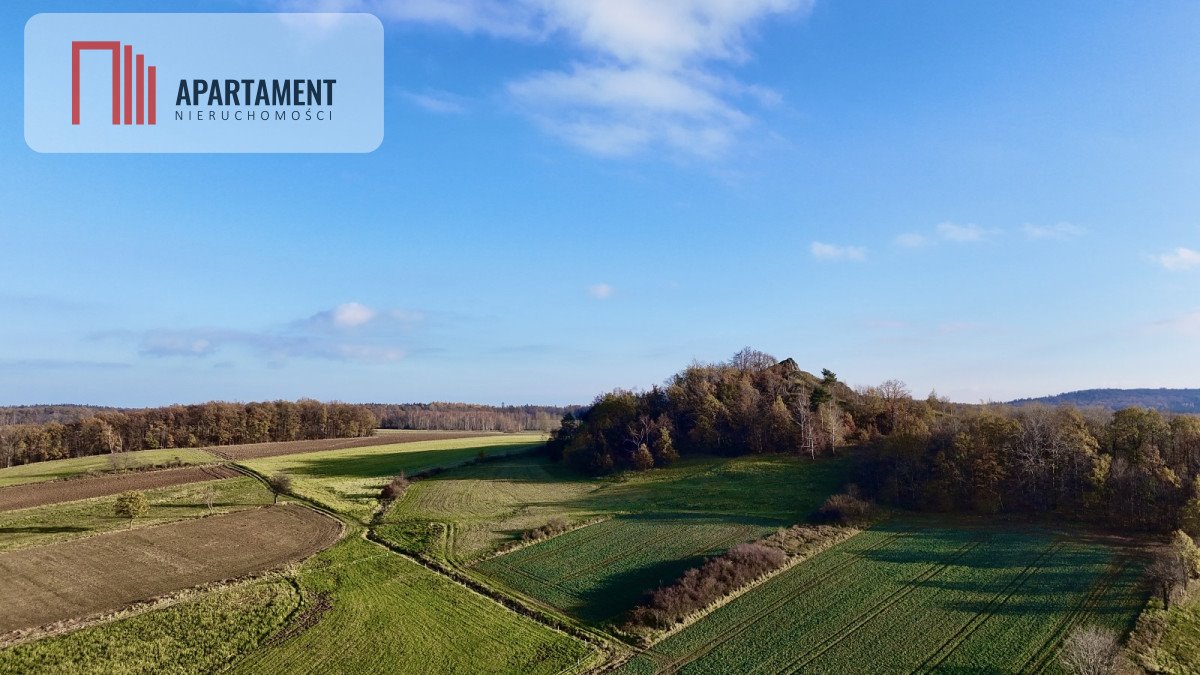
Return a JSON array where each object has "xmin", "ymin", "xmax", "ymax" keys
[
  {"xmin": 1023, "ymin": 222, "xmax": 1085, "ymax": 240},
  {"xmin": 1150, "ymin": 246, "xmax": 1200, "ymax": 272},
  {"xmin": 936, "ymin": 221, "xmax": 994, "ymax": 243},
  {"xmin": 810, "ymin": 241, "xmax": 866, "ymax": 262},
  {"xmin": 1150, "ymin": 310, "xmax": 1200, "ymax": 337},
  {"xmin": 587, "ymin": 283, "xmax": 614, "ymax": 299},
  {"xmin": 96, "ymin": 302, "xmax": 421, "ymax": 363},
  {"xmin": 399, "ymin": 89, "xmax": 468, "ymax": 114},
  {"xmin": 289, "ymin": 0, "xmax": 809, "ymax": 158},
  {"xmin": 894, "ymin": 232, "xmax": 928, "ymax": 248}
]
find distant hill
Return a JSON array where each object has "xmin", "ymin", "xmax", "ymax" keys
[
  {"xmin": 0, "ymin": 404, "xmax": 126, "ymax": 426},
  {"xmin": 1010, "ymin": 388, "xmax": 1200, "ymax": 413}
]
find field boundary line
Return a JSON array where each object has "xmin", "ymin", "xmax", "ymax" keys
[
  {"xmin": 776, "ymin": 535, "xmax": 991, "ymax": 675},
  {"xmin": 649, "ymin": 526, "xmax": 917, "ymax": 674},
  {"xmin": 912, "ymin": 538, "xmax": 1067, "ymax": 674}
]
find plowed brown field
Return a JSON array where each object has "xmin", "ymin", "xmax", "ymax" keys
[
  {"xmin": 0, "ymin": 504, "xmax": 342, "ymax": 636},
  {"xmin": 0, "ymin": 465, "xmax": 239, "ymax": 512}
]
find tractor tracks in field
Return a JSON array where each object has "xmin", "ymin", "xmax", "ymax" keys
[
  {"xmin": 773, "ymin": 535, "xmax": 991, "ymax": 675},
  {"xmin": 646, "ymin": 527, "xmax": 916, "ymax": 675},
  {"xmin": 1020, "ymin": 552, "xmax": 1134, "ymax": 674},
  {"xmin": 909, "ymin": 539, "xmax": 1067, "ymax": 674}
]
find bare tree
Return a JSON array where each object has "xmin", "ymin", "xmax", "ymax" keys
[
  {"xmin": 1059, "ymin": 625, "xmax": 1122, "ymax": 675},
  {"xmin": 266, "ymin": 473, "xmax": 293, "ymax": 505},
  {"xmin": 1147, "ymin": 549, "xmax": 1187, "ymax": 610},
  {"xmin": 203, "ymin": 485, "xmax": 216, "ymax": 510}
]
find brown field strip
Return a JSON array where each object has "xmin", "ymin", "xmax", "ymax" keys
[
  {"xmin": 209, "ymin": 431, "xmax": 499, "ymax": 460},
  {"xmin": 0, "ymin": 465, "xmax": 239, "ymax": 512},
  {"xmin": 0, "ymin": 504, "xmax": 342, "ymax": 636}
]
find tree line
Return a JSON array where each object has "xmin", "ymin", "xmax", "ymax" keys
[
  {"xmin": 0, "ymin": 400, "xmax": 376, "ymax": 467},
  {"xmin": 365, "ymin": 403, "xmax": 571, "ymax": 433},
  {"xmin": 548, "ymin": 348, "xmax": 1200, "ymax": 533}
]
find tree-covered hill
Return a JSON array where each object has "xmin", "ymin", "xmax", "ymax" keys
[{"xmin": 1011, "ymin": 388, "xmax": 1200, "ymax": 413}]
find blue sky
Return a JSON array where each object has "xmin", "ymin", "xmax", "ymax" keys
[{"xmin": 2, "ymin": 0, "xmax": 1198, "ymax": 407}]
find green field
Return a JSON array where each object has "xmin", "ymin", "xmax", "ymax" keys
[
  {"xmin": 0, "ymin": 448, "xmax": 220, "ymax": 488},
  {"xmin": 0, "ymin": 575, "xmax": 298, "ymax": 675},
  {"xmin": 447, "ymin": 454, "xmax": 850, "ymax": 624},
  {"xmin": 616, "ymin": 521, "xmax": 1148, "ymax": 674},
  {"xmin": 383, "ymin": 453, "xmax": 849, "ymax": 563},
  {"xmin": 0, "ymin": 476, "xmax": 273, "ymax": 551},
  {"xmin": 233, "ymin": 535, "xmax": 597, "ymax": 674},
  {"xmin": 240, "ymin": 435, "xmax": 546, "ymax": 521}
]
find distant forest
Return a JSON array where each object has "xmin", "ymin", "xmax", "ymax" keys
[
  {"xmin": 0, "ymin": 400, "xmax": 570, "ymax": 468},
  {"xmin": 549, "ymin": 348, "xmax": 1200, "ymax": 533},
  {"xmin": 365, "ymin": 403, "xmax": 572, "ymax": 433},
  {"xmin": 1011, "ymin": 388, "xmax": 1200, "ymax": 413}
]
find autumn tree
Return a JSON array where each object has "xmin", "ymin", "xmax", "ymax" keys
[{"xmin": 114, "ymin": 491, "xmax": 149, "ymax": 528}]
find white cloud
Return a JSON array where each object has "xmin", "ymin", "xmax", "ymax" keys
[
  {"xmin": 1151, "ymin": 247, "xmax": 1200, "ymax": 272},
  {"xmin": 810, "ymin": 241, "xmax": 866, "ymax": 262},
  {"xmin": 400, "ymin": 89, "xmax": 468, "ymax": 114},
  {"xmin": 895, "ymin": 232, "xmax": 927, "ymax": 248},
  {"xmin": 936, "ymin": 221, "xmax": 993, "ymax": 243},
  {"xmin": 290, "ymin": 0, "xmax": 809, "ymax": 158},
  {"xmin": 587, "ymin": 283, "xmax": 614, "ymax": 299},
  {"xmin": 103, "ymin": 302, "xmax": 422, "ymax": 363},
  {"xmin": 331, "ymin": 302, "xmax": 377, "ymax": 328},
  {"xmin": 1023, "ymin": 222, "xmax": 1085, "ymax": 240}
]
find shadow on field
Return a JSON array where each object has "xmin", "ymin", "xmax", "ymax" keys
[
  {"xmin": 283, "ymin": 444, "xmax": 538, "ymax": 479},
  {"xmin": 0, "ymin": 525, "xmax": 88, "ymax": 534}
]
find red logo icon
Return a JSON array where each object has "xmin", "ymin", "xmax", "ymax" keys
[{"xmin": 71, "ymin": 41, "xmax": 156, "ymax": 125}]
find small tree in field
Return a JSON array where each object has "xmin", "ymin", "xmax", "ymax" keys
[
  {"xmin": 267, "ymin": 473, "xmax": 293, "ymax": 504},
  {"xmin": 1059, "ymin": 625, "xmax": 1122, "ymax": 675},
  {"xmin": 203, "ymin": 485, "xmax": 216, "ymax": 510},
  {"xmin": 114, "ymin": 491, "xmax": 149, "ymax": 528}
]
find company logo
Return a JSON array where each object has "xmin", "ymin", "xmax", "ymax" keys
[
  {"xmin": 71, "ymin": 41, "xmax": 156, "ymax": 125},
  {"xmin": 27, "ymin": 14, "xmax": 383, "ymax": 153}
]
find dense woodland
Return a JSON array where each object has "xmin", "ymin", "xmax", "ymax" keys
[
  {"xmin": 0, "ymin": 400, "xmax": 376, "ymax": 467},
  {"xmin": 1012, "ymin": 388, "xmax": 1200, "ymax": 413},
  {"xmin": 549, "ymin": 348, "xmax": 1200, "ymax": 533}
]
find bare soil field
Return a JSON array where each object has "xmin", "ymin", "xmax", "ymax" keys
[
  {"xmin": 0, "ymin": 504, "xmax": 342, "ymax": 637},
  {"xmin": 209, "ymin": 431, "xmax": 501, "ymax": 461},
  {"xmin": 0, "ymin": 465, "xmax": 240, "ymax": 512}
]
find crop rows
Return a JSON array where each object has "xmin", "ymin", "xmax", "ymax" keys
[
  {"xmin": 476, "ymin": 513, "xmax": 786, "ymax": 623},
  {"xmin": 616, "ymin": 523, "xmax": 1147, "ymax": 674}
]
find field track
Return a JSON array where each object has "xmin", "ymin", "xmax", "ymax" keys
[
  {"xmin": 209, "ymin": 431, "xmax": 499, "ymax": 460},
  {"xmin": 0, "ymin": 465, "xmax": 239, "ymax": 512},
  {"xmin": 0, "ymin": 504, "xmax": 342, "ymax": 636}
]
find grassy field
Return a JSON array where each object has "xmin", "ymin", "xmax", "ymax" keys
[
  {"xmin": 0, "ymin": 505, "xmax": 342, "ymax": 635},
  {"xmin": 1134, "ymin": 588, "xmax": 1200, "ymax": 673},
  {"xmin": 477, "ymin": 513, "xmax": 785, "ymax": 623},
  {"xmin": 616, "ymin": 520, "xmax": 1148, "ymax": 674},
  {"xmin": 240, "ymin": 434, "xmax": 546, "ymax": 521},
  {"xmin": 383, "ymin": 453, "xmax": 849, "ymax": 563},
  {"xmin": 440, "ymin": 453, "xmax": 850, "ymax": 624},
  {"xmin": 0, "ymin": 476, "xmax": 273, "ymax": 552},
  {"xmin": 0, "ymin": 448, "xmax": 220, "ymax": 488},
  {"xmin": 0, "ymin": 576, "xmax": 299, "ymax": 674},
  {"xmin": 232, "ymin": 535, "xmax": 597, "ymax": 674}
]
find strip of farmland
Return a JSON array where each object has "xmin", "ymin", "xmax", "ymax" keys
[
  {"xmin": 0, "ymin": 465, "xmax": 239, "ymax": 512},
  {"xmin": 210, "ymin": 430, "xmax": 503, "ymax": 461},
  {"xmin": 0, "ymin": 504, "xmax": 342, "ymax": 636},
  {"xmin": 616, "ymin": 522, "xmax": 1147, "ymax": 674}
]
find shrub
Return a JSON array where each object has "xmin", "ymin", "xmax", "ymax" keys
[
  {"xmin": 114, "ymin": 490, "xmax": 149, "ymax": 528},
  {"xmin": 522, "ymin": 517, "xmax": 571, "ymax": 542},
  {"xmin": 818, "ymin": 492, "xmax": 873, "ymax": 526},
  {"xmin": 1059, "ymin": 625, "xmax": 1123, "ymax": 675},
  {"xmin": 625, "ymin": 543, "xmax": 788, "ymax": 630},
  {"xmin": 380, "ymin": 472, "xmax": 411, "ymax": 500}
]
